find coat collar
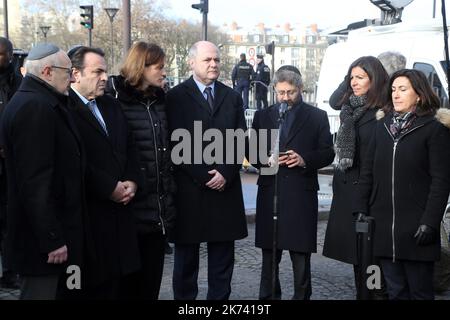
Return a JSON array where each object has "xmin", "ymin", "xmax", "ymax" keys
[
  {"xmin": 69, "ymin": 88, "xmax": 112, "ymax": 142},
  {"xmin": 182, "ymin": 76, "xmax": 229, "ymax": 115},
  {"xmin": 268, "ymin": 100, "xmax": 312, "ymax": 145}
]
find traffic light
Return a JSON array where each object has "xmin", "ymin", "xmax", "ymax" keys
[
  {"xmin": 265, "ymin": 41, "xmax": 275, "ymax": 55},
  {"xmin": 80, "ymin": 5, "xmax": 94, "ymax": 29},
  {"xmin": 191, "ymin": 0, "xmax": 208, "ymax": 14}
]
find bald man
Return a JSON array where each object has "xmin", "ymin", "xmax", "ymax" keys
[{"xmin": 166, "ymin": 41, "xmax": 248, "ymax": 300}]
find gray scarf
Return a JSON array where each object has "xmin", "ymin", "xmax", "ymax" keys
[{"xmin": 335, "ymin": 94, "xmax": 368, "ymax": 171}]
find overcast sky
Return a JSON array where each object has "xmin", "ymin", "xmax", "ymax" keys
[{"xmin": 163, "ymin": 0, "xmax": 443, "ymax": 29}]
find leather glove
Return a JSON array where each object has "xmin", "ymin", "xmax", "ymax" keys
[{"xmin": 414, "ymin": 224, "xmax": 436, "ymax": 246}]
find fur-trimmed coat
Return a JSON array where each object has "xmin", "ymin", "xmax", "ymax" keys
[{"xmin": 353, "ymin": 109, "xmax": 450, "ymax": 262}]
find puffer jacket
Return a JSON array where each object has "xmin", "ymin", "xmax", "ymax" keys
[{"xmin": 107, "ymin": 75, "xmax": 176, "ymax": 235}]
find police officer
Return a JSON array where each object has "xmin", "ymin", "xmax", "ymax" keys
[
  {"xmin": 232, "ymin": 53, "xmax": 254, "ymax": 109},
  {"xmin": 255, "ymin": 54, "xmax": 270, "ymax": 110}
]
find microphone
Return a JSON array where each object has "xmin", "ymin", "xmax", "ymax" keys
[{"xmin": 278, "ymin": 102, "xmax": 288, "ymax": 120}]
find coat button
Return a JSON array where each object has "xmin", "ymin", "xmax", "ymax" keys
[
  {"xmin": 48, "ymin": 232, "xmax": 57, "ymax": 240},
  {"xmin": 352, "ymin": 181, "xmax": 358, "ymax": 185}
]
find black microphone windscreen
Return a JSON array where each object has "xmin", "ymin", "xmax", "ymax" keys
[{"xmin": 279, "ymin": 102, "xmax": 288, "ymax": 115}]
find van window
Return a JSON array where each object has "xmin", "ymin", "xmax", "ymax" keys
[{"xmin": 414, "ymin": 62, "xmax": 449, "ymax": 108}]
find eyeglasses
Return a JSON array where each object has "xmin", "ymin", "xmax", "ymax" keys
[
  {"xmin": 276, "ymin": 89, "xmax": 298, "ymax": 97},
  {"xmin": 51, "ymin": 65, "xmax": 72, "ymax": 76}
]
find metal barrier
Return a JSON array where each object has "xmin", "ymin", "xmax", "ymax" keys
[{"xmin": 245, "ymin": 109, "xmax": 257, "ymax": 130}]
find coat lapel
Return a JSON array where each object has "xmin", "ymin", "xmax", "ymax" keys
[
  {"xmin": 69, "ymin": 89, "xmax": 110, "ymax": 141},
  {"xmin": 211, "ymin": 81, "xmax": 229, "ymax": 115},
  {"xmin": 96, "ymin": 97, "xmax": 117, "ymax": 146},
  {"xmin": 183, "ymin": 77, "xmax": 214, "ymax": 115},
  {"xmin": 285, "ymin": 101, "xmax": 311, "ymax": 145}
]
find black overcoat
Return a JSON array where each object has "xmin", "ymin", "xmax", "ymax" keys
[
  {"xmin": 323, "ymin": 108, "xmax": 378, "ymax": 264},
  {"xmin": 166, "ymin": 77, "xmax": 248, "ymax": 244},
  {"xmin": 68, "ymin": 89, "xmax": 141, "ymax": 286},
  {"xmin": 1, "ymin": 76, "xmax": 92, "ymax": 276},
  {"xmin": 354, "ymin": 110, "xmax": 450, "ymax": 262},
  {"xmin": 250, "ymin": 101, "xmax": 334, "ymax": 252}
]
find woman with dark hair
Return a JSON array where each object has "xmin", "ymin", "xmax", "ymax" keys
[
  {"xmin": 107, "ymin": 42, "xmax": 176, "ymax": 299},
  {"xmin": 323, "ymin": 56, "xmax": 389, "ymax": 299},
  {"xmin": 354, "ymin": 69, "xmax": 450, "ymax": 299}
]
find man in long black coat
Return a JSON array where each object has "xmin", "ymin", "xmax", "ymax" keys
[
  {"xmin": 1, "ymin": 44, "xmax": 93, "ymax": 299},
  {"xmin": 250, "ymin": 66, "xmax": 334, "ymax": 300},
  {"xmin": 0, "ymin": 36, "xmax": 22, "ymax": 289},
  {"xmin": 166, "ymin": 41, "xmax": 248, "ymax": 300},
  {"xmin": 67, "ymin": 47, "xmax": 141, "ymax": 299}
]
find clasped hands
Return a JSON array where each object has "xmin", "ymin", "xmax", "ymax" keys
[{"xmin": 110, "ymin": 180, "xmax": 137, "ymax": 205}]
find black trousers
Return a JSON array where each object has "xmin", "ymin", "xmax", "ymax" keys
[
  {"xmin": 173, "ymin": 241, "xmax": 234, "ymax": 300},
  {"xmin": 255, "ymin": 88, "xmax": 268, "ymax": 110},
  {"xmin": 380, "ymin": 259, "xmax": 434, "ymax": 300},
  {"xmin": 259, "ymin": 249, "xmax": 312, "ymax": 300},
  {"xmin": 20, "ymin": 274, "xmax": 59, "ymax": 300},
  {"xmin": 121, "ymin": 231, "xmax": 166, "ymax": 299}
]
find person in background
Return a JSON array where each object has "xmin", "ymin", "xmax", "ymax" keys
[
  {"xmin": 232, "ymin": 53, "xmax": 255, "ymax": 109},
  {"xmin": 354, "ymin": 69, "xmax": 450, "ymax": 300},
  {"xmin": 0, "ymin": 37, "xmax": 22, "ymax": 289},
  {"xmin": 322, "ymin": 56, "xmax": 389, "ymax": 299},
  {"xmin": 254, "ymin": 54, "xmax": 271, "ymax": 110},
  {"xmin": 107, "ymin": 42, "xmax": 176, "ymax": 299}
]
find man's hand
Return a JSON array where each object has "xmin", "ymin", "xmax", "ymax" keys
[
  {"xmin": 110, "ymin": 181, "xmax": 128, "ymax": 203},
  {"xmin": 119, "ymin": 180, "xmax": 137, "ymax": 205},
  {"xmin": 278, "ymin": 150, "xmax": 305, "ymax": 168},
  {"xmin": 206, "ymin": 170, "xmax": 226, "ymax": 191},
  {"xmin": 47, "ymin": 245, "xmax": 68, "ymax": 264}
]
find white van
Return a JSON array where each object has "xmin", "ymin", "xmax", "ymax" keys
[{"xmin": 316, "ymin": 19, "xmax": 449, "ymax": 132}]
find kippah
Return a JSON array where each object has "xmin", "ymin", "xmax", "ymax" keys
[{"xmin": 27, "ymin": 43, "xmax": 60, "ymax": 60}]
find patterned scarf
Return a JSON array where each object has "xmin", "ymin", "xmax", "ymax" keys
[
  {"xmin": 334, "ymin": 94, "xmax": 368, "ymax": 171},
  {"xmin": 389, "ymin": 110, "xmax": 417, "ymax": 139}
]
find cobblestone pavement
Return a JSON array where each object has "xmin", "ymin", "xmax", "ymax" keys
[
  {"xmin": 2, "ymin": 219, "xmax": 450, "ymax": 300},
  {"xmin": 158, "ymin": 221, "xmax": 356, "ymax": 300}
]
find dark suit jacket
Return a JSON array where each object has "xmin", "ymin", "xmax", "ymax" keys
[
  {"xmin": 1, "ymin": 75, "xmax": 91, "ymax": 276},
  {"xmin": 68, "ymin": 89, "xmax": 141, "ymax": 286},
  {"xmin": 166, "ymin": 77, "xmax": 248, "ymax": 244},
  {"xmin": 250, "ymin": 100, "xmax": 334, "ymax": 252}
]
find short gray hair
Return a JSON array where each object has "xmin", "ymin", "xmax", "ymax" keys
[
  {"xmin": 273, "ymin": 69, "xmax": 303, "ymax": 88},
  {"xmin": 377, "ymin": 51, "xmax": 407, "ymax": 76},
  {"xmin": 24, "ymin": 50, "xmax": 61, "ymax": 77}
]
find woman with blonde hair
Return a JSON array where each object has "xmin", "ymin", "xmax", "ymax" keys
[{"xmin": 107, "ymin": 42, "xmax": 176, "ymax": 299}]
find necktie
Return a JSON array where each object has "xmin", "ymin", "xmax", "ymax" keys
[
  {"xmin": 204, "ymin": 87, "xmax": 214, "ymax": 110},
  {"xmin": 87, "ymin": 100, "xmax": 108, "ymax": 135},
  {"xmin": 280, "ymin": 109, "xmax": 293, "ymax": 145}
]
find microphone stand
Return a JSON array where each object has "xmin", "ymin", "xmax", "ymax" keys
[{"xmin": 271, "ymin": 106, "xmax": 286, "ymax": 300}]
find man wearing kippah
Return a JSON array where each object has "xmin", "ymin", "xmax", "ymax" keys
[{"xmin": 1, "ymin": 43, "xmax": 93, "ymax": 299}]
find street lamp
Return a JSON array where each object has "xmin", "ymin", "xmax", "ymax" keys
[
  {"xmin": 40, "ymin": 25, "xmax": 51, "ymax": 43},
  {"xmin": 104, "ymin": 7, "xmax": 119, "ymax": 73}
]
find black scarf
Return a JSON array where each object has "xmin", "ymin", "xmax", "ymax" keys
[{"xmin": 335, "ymin": 94, "xmax": 368, "ymax": 171}]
